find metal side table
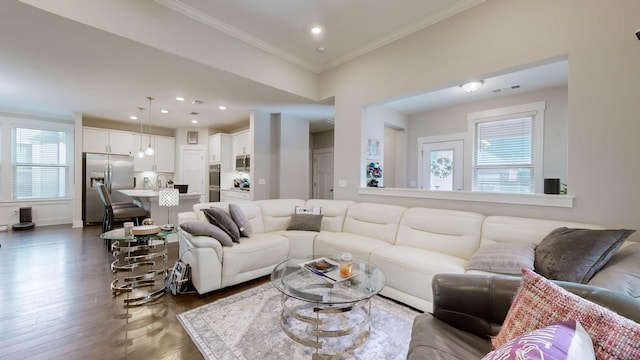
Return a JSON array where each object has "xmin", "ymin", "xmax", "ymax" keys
[{"xmin": 101, "ymin": 228, "xmax": 176, "ymax": 307}]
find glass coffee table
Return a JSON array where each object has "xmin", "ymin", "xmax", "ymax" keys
[{"xmin": 271, "ymin": 257, "xmax": 386, "ymax": 359}]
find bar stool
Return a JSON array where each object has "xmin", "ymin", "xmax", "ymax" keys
[{"xmin": 96, "ymin": 183, "xmax": 149, "ymax": 233}]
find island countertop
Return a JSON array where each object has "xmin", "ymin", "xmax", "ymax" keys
[{"xmin": 118, "ymin": 189, "xmax": 203, "ymax": 199}]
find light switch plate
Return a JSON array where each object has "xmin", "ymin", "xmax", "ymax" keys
[
  {"xmin": 258, "ymin": 178, "xmax": 266, "ymax": 185},
  {"xmin": 338, "ymin": 180, "xmax": 347, "ymax": 187}
]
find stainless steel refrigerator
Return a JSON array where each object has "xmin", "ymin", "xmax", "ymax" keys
[{"xmin": 83, "ymin": 153, "xmax": 135, "ymax": 225}]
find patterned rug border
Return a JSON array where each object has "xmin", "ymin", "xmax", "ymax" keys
[{"xmin": 177, "ymin": 282, "xmax": 419, "ymax": 360}]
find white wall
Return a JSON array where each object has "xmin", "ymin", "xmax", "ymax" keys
[
  {"xmin": 406, "ymin": 86, "xmax": 568, "ymax": 189},
  {"xmin": 251, "ymin": 110, "xmax": 273, "ymax": 200},
  {"xmin": 364, "ymin": 104, "xmax": 408, "ymax": 188},
  {"xmin": 319, "ymin": 0, "xmax": 640, "ymax": 236},
  {"xmin": 279, "ymin": 114, "xmax": 310, "ymax": 198}
]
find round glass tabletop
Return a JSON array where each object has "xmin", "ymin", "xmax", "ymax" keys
[{"xmin": 270, "ymin": 257, "xmax": 386, "ymax": 305}]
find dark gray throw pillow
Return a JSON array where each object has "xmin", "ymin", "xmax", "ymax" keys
[
  {"xmin": 229, "ymin": 203, "xmax": 252, "ymax": 237},
  {"xmin": 202, "ymin": 208, "xmax": 241, "ymax": 242},
  {"xmin": 179, "ymin": 221, "xmax": 234, "ymax": 246},
  {"xmin": 287, "ymin": 213, "xmax": 323, "ymax": 232},
  {"xmin": 534, "ymin": 227, "xmax": 635, "ymax": 283}
]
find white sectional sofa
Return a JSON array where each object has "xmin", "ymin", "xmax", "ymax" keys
[{"xmin": 178, "ymin": 198, "xmax": 628, "ymax": 312}]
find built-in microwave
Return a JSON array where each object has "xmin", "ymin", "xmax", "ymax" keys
[{"xmin": 235, "ymin": 154, "xmax": 250, "ymax": 172}]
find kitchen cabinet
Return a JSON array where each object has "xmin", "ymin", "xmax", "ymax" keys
[
  {"xmin": 154, "ymin": 135, "xmax": 175, "ymax": 173},
  {"xmin": 209, "ymin": 133, "xmax": 230, "ymax": 164},
  {"xmin": 83, "ymin": 127, "xmax": 133, "ymax": 155},
  {"xmin": 231, "ymin": 130, "xmax": 250, "ymax": 157},
  {"xmin": 133, "ymin": 134, "xmax": 175, "ymax": 172},
  {"xmin": 220, "ymin": 189, "xmax": 251, "ymax": 202}
]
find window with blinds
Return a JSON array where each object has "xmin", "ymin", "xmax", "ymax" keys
[
  {"xmin": 473, "ymin": 116, "xmax": 534, "ymax": 193},
  {"xmin": 469, "ymin": 101, "xmax": 545, "ymax": 194},
  {"xmin": 12, "ymin": 127, "xmax": 70, "ymax": 200}
]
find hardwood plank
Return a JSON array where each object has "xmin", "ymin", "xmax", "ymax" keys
[{"xmin": 0, "ymin": 225, "xmax": 268, "ymax": 359}]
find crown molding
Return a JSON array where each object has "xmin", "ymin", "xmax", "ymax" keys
[{"xmin": 157, "ymin": 0, "xmax": 485, "ymax": 74}]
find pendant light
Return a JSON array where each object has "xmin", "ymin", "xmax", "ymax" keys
[
  {"xmin": 137, "ymin": 107, "xmax": 145, "ymax": 158},
  {"xmin": 145, "ymin": 96, "xmax": 155, "ymax": 156}
]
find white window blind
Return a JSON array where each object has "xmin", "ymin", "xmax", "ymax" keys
[
  {"xmin": 473, "ymin": 116, "xmax": 535, "ymax": 193},
  {"xmin": 12, "ymin": 127, "xmax": 69, "ymax": 200}
]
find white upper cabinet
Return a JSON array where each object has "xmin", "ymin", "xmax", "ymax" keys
[
  {"xmin": 154, "ymin": 135, "xmax": 175, "ymax": 173},
  {"xmin": 231, "ymin": 130, "xmax": 250, "ymax": 157},
  {"xmin": 132, "ymin": 134, "xmax": 175, "ymax": 172},
  {"xmin": 83, "ymin": 127, "xmax": 133, "ymax": 155},
  {"xmin": 209, "ymin": 133, "xmax": 230, "ymax": 164}
]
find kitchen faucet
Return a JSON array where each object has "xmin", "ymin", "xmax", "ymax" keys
[{"xmin": 157, "ymin": 173, "xmax": 170, "ymax": 189}]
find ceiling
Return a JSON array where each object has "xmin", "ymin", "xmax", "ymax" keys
[{"xmin": 0, "ymin": 0, "xmax": 566, "ymax": 133}]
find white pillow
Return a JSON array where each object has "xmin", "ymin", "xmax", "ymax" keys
[{"xmin": 483, "ymin": 320, "xmax": 595, "ymax": 360}]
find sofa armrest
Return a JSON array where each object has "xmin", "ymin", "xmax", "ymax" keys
[
  {"xmin": 432, "ymin": 273, "xmax": 640, "ymax": 341},
  {"xmin": 179, "ymin": 228, "xmax": 223, "ymax": 263},
  {"xmin": 432, "ymin": 274, "xmax": 519, "ymax": 340}
]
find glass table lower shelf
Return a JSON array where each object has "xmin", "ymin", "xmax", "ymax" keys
[{"xmin": 101, "ymin": 228, "xmax": 176, "ymax": 306}]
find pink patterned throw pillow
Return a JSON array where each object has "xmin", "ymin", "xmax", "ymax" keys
[
  {"xmin": 483, "ymin": 320, "xmax": 595, "ymax": 360},
  {"xmin": 493, "ymin": 268, "xmax": 640, "ymax": 360}
]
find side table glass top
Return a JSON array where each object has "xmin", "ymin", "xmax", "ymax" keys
[
  {"xmin": 100, "ymin": 228, "xmax": 177, "ymax": 241},
  {"xmin": 271, "ymin": 257, "xmax": 386, "ymax": 305}
]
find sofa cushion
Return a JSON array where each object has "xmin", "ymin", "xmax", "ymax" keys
[
  {"xmin": 396, "ymin": 207, "xmax": 484, "ymax": 259},
  {"xmin": 483, "ymin": 320, "xmax": 595, "ymax": 360},
  {"xmin": 179, "ymin": 221, "xmax": 234, "ymax": 247},
  {"xmin": 314, "ymin": 231, "xmax": 390, "ymax": 261},
  {"xmin": 287, "ymin": 213, "xmax": 323, "ymax": 232},
  {"xmin": 588, "ymin": 243, "xmax": 640, "ymax": 298},
  {"xmin": 229, "ymin": 203, "xmax": 252, "ymax": 237},
  {"xmin": 256, "ymin": 199, "xmax": 306, "ymax": 232},
  {"xmin": 534, "ymin": 227, "xmax": 635, "ymax": 283},
  {"xmin": 466, "ymin": 242, "xmax": 535, "ymax": 275},
  {"xmin": 493, "ymin": 268, "xmax": 640, "ymax": 359},
  {"xmin": 202, "ymin": 207, "xmax": 241, "ymax": 242},
  {"xmin": 342, "ymin": 202, "xmax": 406, "ymax": 244},
  {"xmin": 304, "ymin": 199, "xmax": 355, "ymax": 232},
  {"xmin": 480, "ymin": 216, "xmax": 604, "ymax": 247},
  {"xmin": 371, "ymin": 245, "xmax": 467, "ymax": 308}
]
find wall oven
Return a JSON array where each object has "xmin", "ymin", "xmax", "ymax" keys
[{"xmin": 209, "ymin": 164, "xmax": 220, "ymax": 202}]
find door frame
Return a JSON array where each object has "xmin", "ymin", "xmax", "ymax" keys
[
  {"xmin": 312, "ymin": 148, "xmax": 334, "ymax": 199},
  {"xmin": 417, "ymin": 133, "xmax": 465, "ymax": 191}
]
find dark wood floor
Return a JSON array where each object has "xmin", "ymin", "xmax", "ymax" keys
[{"xmin": 0, "ymin": 225, "xmax": 267, "ymax": 360}]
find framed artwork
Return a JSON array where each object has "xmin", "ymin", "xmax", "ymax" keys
[
  {"xmin": 367, "ymin": 138, "xmax": 380, "ymax": 159},
  {"xmin": 187, "ymin": 131, "xmax": 198, "ymax": 144}
]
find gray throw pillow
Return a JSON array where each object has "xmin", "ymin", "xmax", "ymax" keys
[
  {"xmin": 179, "ymin": 221, "xmax": 234, "ymax": 246},
  {"xmin": 466, "ymin": 242, "xmax": 535, "ymax": 274},
  {"xmin": 287, "ymin": 213, "xmax": 323, "ymax": 232},
  {"xmin": 534, "ymin": 227, "xmax": 635, "ymax": 283},
  {"xmin": 202, "ymin": 208, "xmax": 240, "ymax": 243},
  {"xmin": 229, "ymin": 203, "xmax": 252, "ymax": 237}
]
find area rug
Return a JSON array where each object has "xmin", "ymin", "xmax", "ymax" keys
[{"xmin": 177, "ymin": 283, "xmax": 419, "ymax": 359}]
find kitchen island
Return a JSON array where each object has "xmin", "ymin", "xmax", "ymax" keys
[{"xmin": 119, "ymin": 189, "xmax": 202, "ymax": 241}]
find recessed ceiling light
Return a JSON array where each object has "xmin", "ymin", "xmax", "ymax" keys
[
  {"xmin": 192, "ymin": 100, "xmax": 203, "ymax": 105},
  {"xmin": 130, "ymin": 115, "xmax": 138, "ymax": 120},
  {"xmin": 176, "ymin": 97, "xmax": 185, "ymax": 102},
  {"xmin": 160, "ymin": 109, "xmax": 169, "ymax": 114},
  {"xmin": 191, "ymin": 119, "xmax": 198, "ymax": 124},
  {"xmin": 317, "ymin": 47, "xmax": 326, "ymax": 53},
  {"xmin": 311, "ymin": 26, "xmax": 322, "ymax": 35},
  {"xmin": 218, "ymin": 106, "xmax": 227, "ymax": 110}
]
